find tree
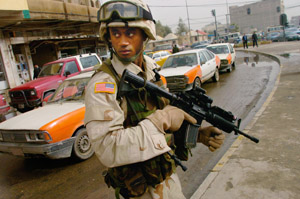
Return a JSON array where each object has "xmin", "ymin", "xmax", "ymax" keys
[
  {"xmin": 229, "ymin": 23, "xmax": 239, "ymax": 33},
  {"xmin": 155, "ymin": 20, "xmax": 172, "ymax": 37},
  {"xmin": 176, "ymin": 18, "xmax": 188, "ymax": 36}
]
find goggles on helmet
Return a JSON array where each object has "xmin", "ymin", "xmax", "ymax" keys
[{"xmin": 98, "ymin": 0, "xmax": 154, "ymax": 23}]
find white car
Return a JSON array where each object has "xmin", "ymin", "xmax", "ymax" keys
[
  {"xmin": 159, "ymin": 49, "xmax": 220, "ymax": 92},
  {"xmin": 206, "ymin": 43, "xmax": 236, "ymax": 72}
]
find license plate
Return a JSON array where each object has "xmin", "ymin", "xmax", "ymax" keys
[
  {"xmin": 10, "ymin": 148, "xmax": 24, "ymax": 156},
  {"xmin": 18, "ymin": 104, "xmax": 24, "ymax": 109}
]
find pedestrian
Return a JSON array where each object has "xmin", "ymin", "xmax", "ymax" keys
[
  {"xmin": 242, "ymin": 33, "xmax": 248, "ymax": 49},
  {"xmin": 172, "ymin": 44, "xmax": 180, "ymax": 54},
  {"xmin": 84, "ymin": 0, "xmax": 225, "ymax": 198},
  {"xmin": 33, "ymin": 64, "xmax": 41, "ymax": 79},
  {"xmin": 252, "ymin": 31, "xmax": 258, "ymax": 48}
]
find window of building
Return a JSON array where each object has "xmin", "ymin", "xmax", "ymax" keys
[
  {"xmin": 277, "ymin": 6, "xmax": 280, "ymax": 13},
  {"xmin": 247, "ymin": 8, "xmax": 251, "ymax": 15}
]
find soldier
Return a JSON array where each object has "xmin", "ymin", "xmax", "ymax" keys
[{"xmin": 84, "ymin": 0, "xmax": 225, "ymax": 198}]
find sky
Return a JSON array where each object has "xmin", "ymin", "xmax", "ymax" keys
[{"xmin": 100, "ymin": 0, "xmax": 300, "ymax": 31}]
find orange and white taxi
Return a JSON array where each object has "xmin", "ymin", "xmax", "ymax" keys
[
  {"xmin": 206, "ymin": 43, "xmax": 236, "ymax": 72},
  {"xmin": 0, "ymin": 71, "xmax": 94, "ymax": 160},
  {"xmin": 159, "ymin": 49, "xmax": 220, "ymax": 92}
]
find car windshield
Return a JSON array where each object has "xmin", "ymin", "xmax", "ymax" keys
[
  {"xmin": 39, "ymin": 62, "xmax": 63, "ymax": 77},
  {"xmin": 207, "ymin": 46, "xmax": 229, "ymax": 54},
  {"xmin": 163, "ymin": 53, "xmax": 197, "ymax": 68},
  {"xmin": 48, "ymin": 77, "xmax": 90, "ymax": 103},
  {"xmin": 285, "ymin": 31, "xmax": 296, "ymax": 36},
  {"xmin": 154, "ymin": 45, "xmax": 171, "ymax": 51}
]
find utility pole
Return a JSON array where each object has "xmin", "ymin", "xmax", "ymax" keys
[
  {"xmin": 185, "ymin": 0, "xmax": 192, "ymax": 45},
  {"xmin": 225, "ymin": 0, "xmax": 229, "ymax": 33},
  {"xmin": 211, "ymin": 9, "xmax": 218, "ymax": 42}
]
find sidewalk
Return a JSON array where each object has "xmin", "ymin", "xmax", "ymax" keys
[{"xmin": 191, "ymin": 42, "xmax": 300, "ymax": 199}]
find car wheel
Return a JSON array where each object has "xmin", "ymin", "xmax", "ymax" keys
[
  {"xmin": 232, "ymin": 61, "xmax": 235, "ymax": 68},
  {"xmin": 193, "ymin": 77, "xmax": 201, "ymax": 88},
  {"xmin": 212, "ymin": 68, "xmax": 219, "ymax": 82},
  {"xmin": 72, "ymin": 128, "xmax": 94, "ymax": 160},
  {"xmin": 226, "ymin": 64, "xmax": 233, "ymax": 73},
  {"xmin": 17, "ymin": 106, "xmax": 34, "ymax": 113}
]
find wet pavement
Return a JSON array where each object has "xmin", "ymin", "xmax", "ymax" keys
[
  {"xmin": 193, "ymin": 41, "xmax": 300, "ymax": 199},
  {"xmin": 0, "ymin": 47, "xmax": 282, "ymax": 199}
]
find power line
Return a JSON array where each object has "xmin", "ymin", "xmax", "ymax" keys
[{"xmin": 149, "ymin": 1, "xmax": 260, "ymax": 8}]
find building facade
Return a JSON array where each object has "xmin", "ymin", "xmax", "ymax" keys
[
  {"xmin": 290, "ymin": 16, "xmax": 300, "ymax": 27},
  {"xmin": 0, "ymin": 0, "xmax": 105, "ymax": 96},
  {"xmin": 229, "ymin": 0, "xmax": 284, "ymax": 34}
]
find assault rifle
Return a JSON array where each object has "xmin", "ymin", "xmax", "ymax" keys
[{"xmin": 118, "ymin": 69, "xmax": 259, "ymax": 148}]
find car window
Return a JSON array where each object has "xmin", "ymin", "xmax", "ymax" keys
[
  {"xmin": 153, "ymin": 53, "xmax": 161, "ymax": 59},
  {"xmin": 207, "ymin": 46, "xmax": 229, "ymax": 54},
  {"xmin": 50, "ymin": 77, "xmax": 90, "ymax": 102},
  {"xmin": 161, "ymin": 51, "xmax": 167, "ymax": 56},
  {"xmin": 39, "ymin": 62, "xmax": 63, "ymax": 77},
  {"xmin": 203, "ymin": 50, "xmax": 213, "ymax": 60},
  {"xmin": 80, "ymin": 55, "xmax": 100, "ymax": 69},
  {"xmin": 163, "ymin": 53, "xmax": 197, "ymax": 68},
  {"xmin": 206, "ymin": 50, "xmax": 215, "ymax": 59},
  {"xmin": 229, "ymin": 45, "xmax": 234, "ymax": 53},
  {"xmin": 64, "ymin": 61, "xmax": 79, "ymax": 75},
  {"xmin": 199, "ymin": 52, "xmax": 207, "ymax": 64}
]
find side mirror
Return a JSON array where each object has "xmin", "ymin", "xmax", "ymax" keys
[
  {"xmin": 64, "ymin": 71, "xmax": 71, "ymax": 77},
  {"xmin": 200, "ymin": 61, "xmax": 206, "ymax": 65}
]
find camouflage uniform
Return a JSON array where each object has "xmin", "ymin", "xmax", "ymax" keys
[{"xmin": 84, "ymin": 55, "xmax": 185, "ymax": 199}]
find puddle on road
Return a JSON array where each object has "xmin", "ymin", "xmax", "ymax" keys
[
  {"xmin": 236, "ymin": 51, "xmax": 277, "ymax": 68},
  {"xmin": 279, "ymin": 52, "xmax": 300, "ymax": 58}
]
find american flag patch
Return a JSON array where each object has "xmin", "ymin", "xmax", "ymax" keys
[{"xmin": 94, "ymin": 82, "xmax": 115, "ymax": 94}]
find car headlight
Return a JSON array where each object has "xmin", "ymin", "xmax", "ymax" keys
[
  {"xmin": 26, "ymin": 131, "xmax": 52, "ymax": 142},
  {"xmin": 30, "ymin": 90, "xmax": 36, "ymax": 96}
]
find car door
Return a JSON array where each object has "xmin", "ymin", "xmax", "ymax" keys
[
  {"xmin": 199, "ymin": 51, "xmax": 210, "ymax": 82},
  {"xmin": 229, "ymin": 44, "xmax": 236, "ymax": 63},
  {"xmin": 202, "ymin": 50, "xmax": 216, "ymax": 79}
]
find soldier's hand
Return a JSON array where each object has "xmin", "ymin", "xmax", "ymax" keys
[
  {"xmin": 147, "ymin": 105, "xmax": 197, "ymax": 133},
  {"xmin": 198, "ymin": 126, "xmax": 225, "ymax": 152}
]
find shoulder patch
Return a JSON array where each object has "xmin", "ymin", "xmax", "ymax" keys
[{"xmin": 94, "ymin": 82, "xmax": 116, "ymax": 94}]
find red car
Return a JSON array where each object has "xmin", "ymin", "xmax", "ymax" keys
[{"xmin": 9, "ymin": 53, "xmax": 101, "ymax": 113}]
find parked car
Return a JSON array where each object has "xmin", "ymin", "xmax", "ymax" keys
[
  {"xmin": 266, "ymin": 32, "xmax": 283, "ymax": 42},
  {"xmin": 206, "ymin": 43, "xmax": 236, "ymax": 72},
  {"xmin": 285, "ymin": 30, "xmax": 300, "ymax": 41},
  {"xmin": 151, "ymin": 50, "xmax": 172, "ymax": 68},
  {"xmin": 159, "ymin": 49, "xmax": 220, "ymax": 92},
  {"xmin": 9, "ymin": 53, "xmax": 101, "ymax": 113},
  {"xmin": 0, "ymin": 93, "xmax": 14, "ymax": 122},
  {"xmin": 0, "ymin": 71, "xmax": 95, "ymax": 160},
  {"xmin": 194, "ymin": 44, "xmax": 208, "ymax": 49},
  {"xmin": 153, "ymin": 44, "xmax": 173, "ymax": 53}
]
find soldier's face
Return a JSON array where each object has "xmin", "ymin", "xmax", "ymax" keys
[{"xmin": 109, "ymin": 27, "xmax": 145, "ymax": 60}]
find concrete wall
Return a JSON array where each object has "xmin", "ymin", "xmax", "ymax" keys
[
  {"xmin": 0, "ymin": 0, "xmax": 28, "ymax": 10},
  {"xmin": 230, "ymin": 0, "xmax": 284, "ymax": 33}
]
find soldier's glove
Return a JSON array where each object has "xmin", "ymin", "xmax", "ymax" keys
[
  {"xmin": 147, "ymin": 105, "xmax": 197, "ymax": 133},
  {"xmin": 198, "ymin": 126, "xmax": 225, "ymax": 152}
]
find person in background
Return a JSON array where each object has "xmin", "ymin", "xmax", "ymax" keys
[
  {"xmin": 33, "ymin": 64, "xmax": 41, "ymax": 79},
  {"xmin": 84, "ymin": 0, "xmax": 225, "ymax": 198},
  {"xmin": 252, "ymin": 31, "xmax": 258, "ymax": 48},
  {"xmin": 242, "ymin": 33, "xmax": 248, "ymax": 49},
  {"xmin": 172, "ymin": 44, "xmax": 180, "ymax": 54}
]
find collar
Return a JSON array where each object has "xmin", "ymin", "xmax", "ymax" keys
[{"xmin": 111, "ymin": 55, "xmax": 156, "ymax": 81}]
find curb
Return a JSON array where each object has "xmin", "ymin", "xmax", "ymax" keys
[{"xmin": 190, "ymin": 50, "xmax": 283, "ymax": 199}]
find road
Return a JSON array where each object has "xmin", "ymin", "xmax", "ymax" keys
[{"xmin": 0, "ymin": 46, "xmax": 282, "ymax": 199}]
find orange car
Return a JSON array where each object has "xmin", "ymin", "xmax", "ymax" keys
[
  {"xmin": 0, "ymin": 71, "xmax": 94, "ymax": 160},
  {"xmin": 159, "ymin": 49, "xmax": 220, "ymax": 92}
]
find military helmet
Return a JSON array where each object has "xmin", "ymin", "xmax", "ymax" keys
[{"xmin": 98, "ymin": 0, "xmax": 156, "ymax": 42}]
